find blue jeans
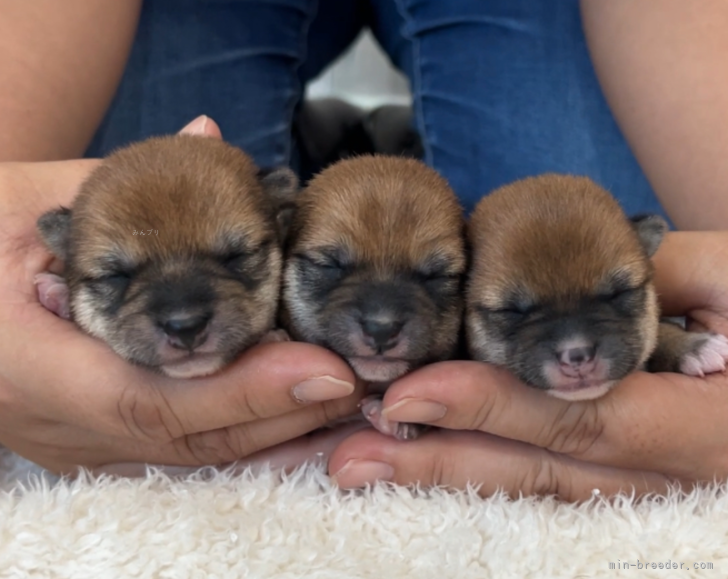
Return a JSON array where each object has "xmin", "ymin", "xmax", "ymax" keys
[{"xmin": 87, "ymin": 0, "xmax": 668, "ymax": 221}]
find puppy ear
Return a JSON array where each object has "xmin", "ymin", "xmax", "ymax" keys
[
  {"xmin": 37, "ymin": 207, "xmax": 72, "ymax": 260},
  {"xmin": 258, "ymin": 167, "xmax": 300, "ymax": 243},
  {"xmin": 629, "ymin": 214, "xmax": 668, "ymax": 257}
]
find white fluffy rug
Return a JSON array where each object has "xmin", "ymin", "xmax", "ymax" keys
[{"xmin": 1, "ymin": 449, "xmax": 727, "ymax": 578}]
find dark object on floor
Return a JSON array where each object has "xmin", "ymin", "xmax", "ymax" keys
[
  {"xmin": 293, "ymin": 98, "xmax": 423, "ymax": 182},
  {"xmin": 363, "ymin": 104, "xmax": 424, "ymax": 160}
]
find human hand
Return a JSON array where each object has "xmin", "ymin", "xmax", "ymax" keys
[
  {"xmin": 328, "ymin": 232, "xmax": 728, "ymax": 500},
  {"xmin": 652, "ymin": 231, "xmax": 728, "ymax": 334},
  {"xmin": 0, "ymin": 116, "xmax": 364, "ymax": 475}
]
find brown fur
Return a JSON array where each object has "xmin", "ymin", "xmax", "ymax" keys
[
  {"xmin": 466, "ymin": 174, "xmax": 661, "ymax": 399},
  {"xmin": 68, "ymin": 136, "xmax": 276, "ymax": 285},
  {"xmin": 282, "ymin": 155, "xmax": 466, "ymax": 438},
  {"xmin": 469, "ymin": 174, "xmax": 654, "ymax": 310},
  {"xmin": 288, "ymin": 155, "xmax": 465, "ymax": 276},
  {"xmin": 37, "ymin": 134, "xmax": 296, "ymax": 378}
]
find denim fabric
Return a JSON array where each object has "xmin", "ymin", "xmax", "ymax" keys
[
  {"xmin": 86, "ymin": 0, "xmax": 367, "ymax": 172},
  {"xmin": 86, "ymin": 0, "xmax": 668, "ymax": 221}
]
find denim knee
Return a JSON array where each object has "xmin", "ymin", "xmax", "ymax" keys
[
  {"xmin": 373, "ymin": 0, "xmax": 668, "ymax": 221},
  {"xmin": 86, "ymin": 0, "xmax": 365, "ymax": 172}
]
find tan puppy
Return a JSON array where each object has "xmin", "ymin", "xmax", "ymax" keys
[
  {"xmin": 282, "ymin": 155, "xmax": 467, "ymax": 438},
  {"xmin": 35, "ymin": 134, "xmax": 297, "ymax": 378},
  {"xmin": 466, "ymin": 174, "xmax": 728, "ymax": 401}
]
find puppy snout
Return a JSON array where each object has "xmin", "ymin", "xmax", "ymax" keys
[
  {"xmin": 360, "ymin": 316, "xmax": 404, "ymax": 353},
  {"xmin": 160, "ymin": 313, "xmax": 211, "ymax": 350},
  {"xmin": 556, "ymin": 343, "xmax": 598, "ymax": 379},
  {"xmin": 559, "ymin": 345, "xmax": 596, "ymax": 367}
]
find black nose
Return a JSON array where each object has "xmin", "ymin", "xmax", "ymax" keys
[
  {"xmin": 361, "ymin": 317, "xmax": 404, "ymax": 352},
  {"xmin": 559, "ymin": 345, "xmax": 597, "ymax": 367},
  {"xmin": 161, "ymin": 314, "xmax": 211, "ymax": 350}
]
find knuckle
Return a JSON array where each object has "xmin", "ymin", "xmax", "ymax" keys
[
  {"xmin": 468, "ymin": 387, "xmax": 501, "ymax": 431},
  {"xmin": 182, "ymin": 427, "xmax": 248, "ymax": 465},
  {"xmin": 540, "ymin": 402, "xmax": 604, "ymax": 456},
  {"xmin": 230, "ymin": 385, "xmax": 267, "ymax": 422},
  {"xmin": 116, "ymin": 384, "xmax": 183, "ymax": 443},
  {"xmin": 428, "ymin": 449, "xmax": 454, "ymax": 487},
  {"xmin": 528, "ymin": 452, "xmax": 566, "ymax": 497}
]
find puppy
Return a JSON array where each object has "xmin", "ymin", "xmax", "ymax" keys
[
  {"xmin": 465, "ymin": 174, "xmax": 728, "ymax": 401},
  {"xmin": 282, "ymin": 155, "xmax": 467, "ymax": 438},
  {"xmin": 35, "ymin": 134, "xmax": 298, "ymax": 378}
]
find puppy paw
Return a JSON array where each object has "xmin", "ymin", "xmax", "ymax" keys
[
  {"xmin": 680, "ymin": 333, "xmax": 728, "ymax": 377},
  {"xmin": 34, "ymin": 273, "xmax": 71, "ymax": 320},
  {"xmin": 258, "ymin": 328, "xmax": 292, "ymax": 344},
  {"xmin": 360, "ymin": 396, "xmax": 427, "ymax": 441}
]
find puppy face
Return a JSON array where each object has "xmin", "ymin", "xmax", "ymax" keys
[
  {"xmin": 283, "ymin": 155, "xmax": 466, "ymax": 383},
  {"xmin": 466, "ymin": 174, "xmax": 666, "ymax": 401},
  {"xmin": 37, "ymin": 135, "xmax": 297, "ymax": 378}
]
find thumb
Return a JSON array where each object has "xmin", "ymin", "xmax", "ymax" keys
[
  {"xmin": 329, "ymin": 429, "xmax": 677, "ymax": 500},
  {"xmin": 178, "ymin": 115, "xmax": 223, "ymax": 139}
]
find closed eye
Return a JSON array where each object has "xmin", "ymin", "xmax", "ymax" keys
[
  {"xmin": 103, "ymin": 271, "xmax": 132, "ymax": 282},
  {"xmin": 496, "ymin": 305, "xmax": 532, "ymax": 316},
  {"xmin": 481, "ymin": 302, "xmax": 537, "ymax": 317},
  {"xmin": 296, "ymin": 253, "xmax": 349, "ymax": 270},
  {"xmin": 598, "ymin": 287, "xmax": 635, "ymax": 302},
  {"xmin": 417, "ymin": 271, "xmax": 461, "ymax": 288},
  {"xmin": 219, "ymin": 240, "xmax": 272, "ymax": 270},
  {"xmin": 86, "ymin": 270, "xmax": 133, "ymax": 294},
  {"xmin": 222, "ymin": 251, "xmax": 253, "ymax": 268},
  {"xmin": 87, "ymin": 265, "xmax": 134, "ymax": 284}
]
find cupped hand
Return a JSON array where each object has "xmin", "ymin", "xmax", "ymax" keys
[
  {"xmin": 328, "ymin": 231, "xmax": 728, "ymax": 500},
  {"xmin": 0, "ymin": 116, "xmax": 364, "ymax": 475}
]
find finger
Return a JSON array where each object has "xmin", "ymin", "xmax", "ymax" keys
[
  {"xmin": 227, "ymin": 419, "xmax": 370, "ymax": 472},
  {"xmin": 377, "ymin": 360, "xmax": 728, "ymax": 478},
  {"xmin": 92, "ymin": 419, "xmax": 369, "ymax": 477},
  {"xmin": 93, "ymin": 403, "xmax": 369, "ymax": 471},
  {"xmin": 1, "ymin": 302, "xmax": 359, "ymax": 440},
  {"xmin": 177, "ymin": 115, "xmax": 223, "ymax": 139},
  {"xmin": 329, "ymin": 429, "xmax": 677, "ymax": 501},
  {"xmin": 168, "ymin": 391, "xmax": 367, "ymax": 466},
  {"xmin": 687, "ymin": 309, "xmax": 728, "ymax": 336},
  {"xmin": 381, "ymin": 361, "xmax": 590, "ymax": 448}
]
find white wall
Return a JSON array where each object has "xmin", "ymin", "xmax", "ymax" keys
[{"xmin": 305, "ymin": 30, "xmax": 412, "ymax": 110}]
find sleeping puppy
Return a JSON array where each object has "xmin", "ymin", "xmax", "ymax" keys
[
  {"xmin": 281, "ymin": 155, "xmax": 467, "ymax": 438},
  {"xmin": 465, "ymin": 174, "xmax": 728, "ymax": 401},
  {"xmin": 35, "ymin": 134, "xmax": 298, "ymax": 379}
]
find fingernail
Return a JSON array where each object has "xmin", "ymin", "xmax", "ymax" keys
[
  {"xmin": 332, "ymin": 459, "xmax": 394, "ymax": 488},
  {"xmin": 382, "ymin": 398, "xmax": 447, "ymax": 423},
  {"xmin": 292, "ymin": 376, "xmax": 355, "ymax": 402},
  {"xmin": 184, "ymin": 115, "xmax": 209, "ymax": 134}
]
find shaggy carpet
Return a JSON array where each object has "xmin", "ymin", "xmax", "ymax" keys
[{"xmin": 1, "ymin": 449, "xmax": 727, "ymax": 578}]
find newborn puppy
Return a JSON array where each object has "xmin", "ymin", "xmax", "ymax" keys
[
  {"xmin": 282, "ymin": 155, "xmax": 467, "ymax": 438},
  {"xmin": 466, "ymin": 174, "xmax": 728, "ymax": 401},
  {"xmin": 35, "ymin": 134, "xmax": 298, "ymax": 378}
]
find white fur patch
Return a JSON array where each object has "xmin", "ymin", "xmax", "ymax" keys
[
  {"xmin": 72, "ymin": 287, "xmax": 111, "ymax": 341},
  {"xmin": 465, "ymin": 314, "xmax": 506, "ymax": 365},
  {"xmin": 283, "ymin": 265, "xmax": 322, "ymax": 339},
  {"xmin": 546, "ymin": 380, "xmax": 617, "ymax": 402},
  {"xmin": 680, "ymin": 334, "xmax": 728, "ymax": 377}
]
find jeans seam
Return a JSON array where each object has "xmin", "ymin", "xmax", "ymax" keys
[
  {"xmin": 392, "ymin": 0, "xmax": 432, "ymax": 169},
  {"xmin": 283, "ymin": 0, "xmax": 319, "ymax": 167}
]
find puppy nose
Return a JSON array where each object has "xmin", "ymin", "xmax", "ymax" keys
[
  {"xmin": 361, "ymin": 318, "xmax": 404, "ymax": 352},
  {"xmin": 559, "ymin": 345, "xmax": 597, "ymax": 367},
  {"xmin": 161, "ymin": 314, "xmax": 211, "ymax": 350}
]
